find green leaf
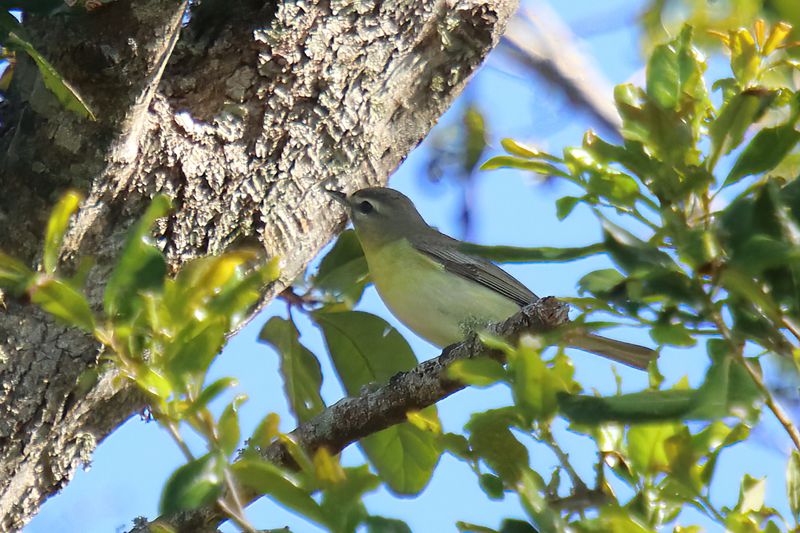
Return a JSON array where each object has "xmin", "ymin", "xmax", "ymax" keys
[
  {"xmin": 586, "ymin": 170, "xmax": 642, "ymax": 207},
  {"xmin": 737, "ymin": 474, "xmax": 766, "ymax": 513},
  {"xmin": 159, "ymin": 452, "xmax": 224, "ymax": 514},
  {"xmin": 559, "ymin": 342, "xmax": 761, "ymax": 424},
  {"xmin": 578, "ymin": 269, "xmax": 625, "ymax": 296},
  {"xmin": 313, "ymin": 310, "xmax": 418, "ymax": 392},
  {"xmin": 440, "ymin": 432, "xmax": 472, "ymax": 460},
  {"xmin": 43, "ymin": 190, "xmax": 82, "ymax": 274},
  {"xmin": 558, "ymin": 389, "xmax": 696, "ymax": 424},
  {"xmin": 188, "ymin": 377, "xmax": 239, "ymax": 414},
  {"xmin": 164, "ymin": 318, "xmax": 227, "ymax": 386},
  {"xmin": 233, "ymin": 459, "xmax": 326, "ymax": 526},
  {"xmin": 466, "ymin": 407, "xmax": 528, "ymax": 483},
  {"xmin": 763, "ymin": 22, "xmax": 793, "ymax": 55},
  {"xmin": 463, "ymin": 105, "xmax": 488, "ymax": 174},
  {"xmin": 787, "ymin": 451, "xmax": 800, "ymax": 521},
  {"xmin": 458, "ymin": 242, "xmax": 604, "ymax": 263},
  {"xmin": 511, "ymin": 345, "xmax": 573, "ymax": 423},
  {"xmin": 627, "ymin": 422, "xmax": 682, "ymax": 474},
  {"xmin": 479, "ymin": 473, "xmax": 505, "ymax": 500},
  {"xmin": 365, "ymin": 516, "xmax": 412, "ymax": 533},
  {"xmin": 556, "ymin": 196, "xmax": 582, "ymax": 220},
  {"xmin": 725, "ymin": 121, "xmax": 800, "ymax": 186},
  {"xmin": 687, "ymin": 339, "xmax": 761, "ymax": 420},
  {"xmin": 258, "ymin": 317, "xmax": 325, "ymax": 423},
  {"xmin": 516, "ymin": 469, "xmax": 566, "ymax": 532},
  {"xmin": 314, "ymin": 230, "xmax": 369, "ymax": 306},
  {"xmin": 5, "ymin": 32, "xmax": 95, "ymax": 120},
  {"xmin": 206, "ymin": 257, "xmax": 280, "ymax": 326},
  {"xmin": 314, "ymin": 310, "xmax": 440, "ymax": 494},
  {"xmin": 700, "ymin": 423, "xmax": 749, "ymax": 486},
  {"xmin": 729, "ymin": 29, "xmax": 759, "ymax": 86},
  {"xmin": 360, "ymin": 415, "xmax": 441, "ymax": 495},
  {"xmin": 646, "ymin": 26, "xmax": 706, "ymax": 110},
  {"xmin": 480, "ymin": 156, "xmax": 568, "ymax": 177},
  {"xmin": 500, "ymin": 138, "xmax": 546, "ymax": 159},
  {"xmin": 249, "ymin": 412, "xmax": 280, "ymax": 450},
  {"xmin": 709, "ymin": 88, "xmax": 777, "ymax": 168},
  {"xmin": 30, "ymin": 278, "xmax": 95, "ymax": 332},
  {"xmin": 447, "ymin": 357, "xmax": 506, "ymax": 388},
  {"xmin": 0, "ymin": 251, "xmax": 33, "ymax": 292},
  {"xmin": 602, "ymin": 219, "xmax": 676, "ymax": 274},
  {"xmin": 649, "ymin": 321, "xmax": 696, "ymax": 347},
  {"xmin": 104, "ymin": 195, "xmax": 171, "ymax": 320},
  {"xmin": 499, "ymin": 519, "xmax": 538, "ymax": 533},
  {"xmin": 134, "ymin": 366, "xmax": 173, "ymax": 401},
  {"xmin": 218, "ymin": 394, "xmax": 246, "ymax": 456},
  {"xmin": 320, "ymin": 465, "xmax": 379, "ymax": 532}
]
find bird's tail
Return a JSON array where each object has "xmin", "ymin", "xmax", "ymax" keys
[{"xmin": 566, "ymin": 332, "xmax": 657, "ymax": 370}]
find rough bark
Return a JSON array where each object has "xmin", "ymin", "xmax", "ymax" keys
[{"xmin": 0, "ymin": 0, "xmax": 517, "ymax": 529}]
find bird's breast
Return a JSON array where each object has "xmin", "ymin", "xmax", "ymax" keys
[{"xmin": 364, "ymin": 239, "xmax": 521, "ymax": 348}]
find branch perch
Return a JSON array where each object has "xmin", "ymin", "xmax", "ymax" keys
[{"xmin": 136, "ymin": 297, "xmax": 570, "ymax": 532}]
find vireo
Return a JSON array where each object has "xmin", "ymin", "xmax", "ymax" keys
[{"xmin": 327, "ymin": 187, "xmax": 656, "ymax": 370}]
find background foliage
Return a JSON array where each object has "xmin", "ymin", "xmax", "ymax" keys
[{"xmin": 5, "ymin": 1, "xmax": 800, "ymax": 532}]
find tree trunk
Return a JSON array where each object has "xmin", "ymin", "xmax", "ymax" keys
[{"xmin": 0, "ymin": 0, "xmax": 517, "ymax": 529}]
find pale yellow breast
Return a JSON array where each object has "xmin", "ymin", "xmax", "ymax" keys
[{"xmin": 363, "ymin": 238, "xmax": 521, "ymax": 347}]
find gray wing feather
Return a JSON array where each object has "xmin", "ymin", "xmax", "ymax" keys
[{"xmin": 413, "ymin": 235, "xmax": 538, "ymax": 306}]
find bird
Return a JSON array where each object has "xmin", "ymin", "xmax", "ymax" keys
[{"xmin": 326, "ymin": 187, "xmax": 656, "ymax": 370}]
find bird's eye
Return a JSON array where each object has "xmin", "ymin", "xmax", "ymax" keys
[{"xmin": 357, "ymin": 201, "xmax": 373, "ymax": 214}]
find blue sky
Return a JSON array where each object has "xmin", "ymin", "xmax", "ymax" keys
[{"xmin": 26, "ymin": 1, "xmax": 796, "ymax": 531}]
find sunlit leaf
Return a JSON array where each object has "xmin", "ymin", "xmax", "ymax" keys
[
  {"xmin": 788, "ymin": 451, "xmax": 800, "ymax": 521},
  {"xmin": 480, "ymin": 156, "xmax": 568, "ymax": 177},
  {"xmin": 627, "ymin": 422, "xmax": 682, "ymax": 474},
  {"xmin": 233, "ymin": 459, "xmax": 326, "ymax": 526},
  {"xmin": 360, "ymin": 417, "xmax": 441, "ymax": 495},
  {"xmin": 218, "ymin": 394, "xmax": 246, "ymax": 456},
  {"xmin": 30, "ymin": 278, "xmax": 95, "ymax": 332},
  {"xmin": 511, "ymin": 343, "xmax": 573, "ymax": 423},
  {"xmin": 43, "ymin": 191, "xmax": 82, "ymax": 274},
  {"xmin": 5, "ymin": 31, "xmax": 96, "ymax": 120},
  {"xmin": 447, "ymin": 357, "xmax": 506, "ymax": 388},
  {"xmin": 164, "ymin": 318, "xmax": 227, "ymax": 386},
  {"xmin": 188, "ymin": 377, "xmax": 239, "ymax": 415},
  {"xmin": 314, "ymin": 310, "xmax": 440, "ymax": 494},
  {"xmin": 729, "ymin": 28, "xmax": 760, "ymax": 86},
  {"xmin": 646, "ymin": 26, "xmax": 706, "ymax": 110},
  {"xmin": 104, "ymin": 195, "xmax": 171, "ymax": 320},
  {"xmin": 258, "ymin": 316, "xmax": 325, "ymax": 423}
]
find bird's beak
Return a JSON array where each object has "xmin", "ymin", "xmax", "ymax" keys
[{"xmin": 325, "ymin": 189, "xmax": 349, "ymax": 207}]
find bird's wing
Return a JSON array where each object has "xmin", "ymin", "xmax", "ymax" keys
[{"xmin": 413, "ymin": 236, "xmax": 538, "ymax": 306}]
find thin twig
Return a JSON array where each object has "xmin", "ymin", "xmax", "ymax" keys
[
  {"xmin": 538, "ymin": 427, "xmax": 587, "ymax": 492},
  {"xmin": 737, "ymin": 354, "xmax": 800, "ymax": 451}
]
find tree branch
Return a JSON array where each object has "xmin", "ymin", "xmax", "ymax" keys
[
  {"xmin": 134, "ymin": 297, "xmax": 570, "ymax": 532},
  {"xmin": 501, "ymin": 4, "xmax": 621, "ymax": 136}
]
